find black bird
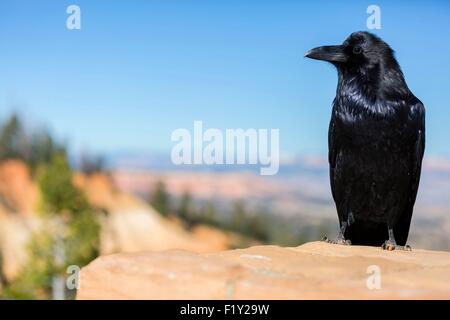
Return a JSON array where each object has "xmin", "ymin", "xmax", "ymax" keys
[{"xmin": 305, "ymin": 32, "xmax": 425, "ymax": 250}]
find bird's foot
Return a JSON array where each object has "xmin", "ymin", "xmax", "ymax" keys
[
  {"xmin": 322, "ymin": 236, "xmax": 351, "ymax": 246},
  {"xmin": 381, "ymin": 240, "xmax": 412, "ymax": 251}
]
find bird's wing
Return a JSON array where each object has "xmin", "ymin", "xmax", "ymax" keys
[
  {"xmin": 328, "ymin": 116, "xmax": 338, "ymax": 169},
  {"xmin": 328, "ymin": 110, "xmax": 341, "ymax": 218},
  {"xmin": 394, "ymin": 99, "xmax": 425, "ymax": 245},
  {"xmin": 328, "ymin": 102, "xmax": 341, "ymax": 170}
]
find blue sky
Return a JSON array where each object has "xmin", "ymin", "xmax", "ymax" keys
[{"xmin": 1, "ymin": 0, "xmax": 449, "ymax": 157}]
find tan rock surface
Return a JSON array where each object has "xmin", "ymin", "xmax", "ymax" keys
[
  {"xmin": 0, "ymin": 160, "xmax": 37, "ymax": 215},
  {"xmin": 0, "ymin": 161, "xmax": 39, "ymax": 279},
  {"xmin": 77, "ymin": 241, "xmax": 450, "ymax": 300}
]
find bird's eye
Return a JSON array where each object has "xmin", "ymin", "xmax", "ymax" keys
[{"xmin": 353, "ymin": 46, "xmax": 362, "ymax": 54}]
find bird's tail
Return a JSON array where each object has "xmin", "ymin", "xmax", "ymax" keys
[{"xmin": 393, "ymin": 206, "xmax": 414, "ymax": 246}]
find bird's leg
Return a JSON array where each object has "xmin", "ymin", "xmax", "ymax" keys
[
  {"xmin": 322, "ymin": 221, "xmax": 351, "ymax": 245},
  {"xmin": 382, "ymin": 228, "xmax": 412, "ymax": 251}
]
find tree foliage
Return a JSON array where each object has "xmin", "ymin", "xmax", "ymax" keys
[
  {"xmin": 79, "ymin": 152, "xmax": 105, "ymax": 175},
  {"xmin": 150, "ymin": 180, "xmax": 171, "ymax": 216},
  {"xmin": 3, "ymin": 154, "xmax": 100, "ymax": 299},
  {"xmin": 0, "ymin": 114, "xmax": 27, "ymax": 160},
  {"xmin": 0, "ymin": 113, "xmax": 63, "ymax": 171}
]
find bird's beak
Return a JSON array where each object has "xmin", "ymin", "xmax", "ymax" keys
[{"xmin": 304, "ymin": 45, "xmax": 347, "ymax": 63}]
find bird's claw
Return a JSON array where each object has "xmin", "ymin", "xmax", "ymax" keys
[
  {"xmin": 382, "ymin": 241, "xmax": 412, "ymax": 251},
  {"xmin": 322, "ymin": 236, "xmax": 351, "ymax": 246}
]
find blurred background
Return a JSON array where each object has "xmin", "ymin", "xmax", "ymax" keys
[{"xmin": 1, "ymin": 0, "xmax": 450, "ymax": 299}]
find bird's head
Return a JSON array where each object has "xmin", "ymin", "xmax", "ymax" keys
[{"xmin": 305, "ymin": 31, "xmax": 399, "ymax": 75}]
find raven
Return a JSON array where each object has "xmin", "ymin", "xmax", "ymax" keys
[{"xmin": 305, "ymin": 32, "xmax": 425, "ymax": 250}]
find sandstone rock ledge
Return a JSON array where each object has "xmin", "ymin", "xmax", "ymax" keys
[{"xmin": 77, "ymin": 242, "xmax": 450, "ymax": 300}]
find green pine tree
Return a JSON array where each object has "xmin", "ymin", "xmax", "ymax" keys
[
  {"xmin": 150, "ymin": 181, "xmax": 171, "ymax": 216},
  {"xmin": 0, "ymin": 113, "xmax": 28, "ymax": 161},
  {"xmin": 177, "ymin": 191, "xmax": 195, "ymax": 227}
]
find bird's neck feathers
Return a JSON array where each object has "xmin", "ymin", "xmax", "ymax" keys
[{"xmin": 336, "ymin": 57, "xmax": 410, "ymax": 113}]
